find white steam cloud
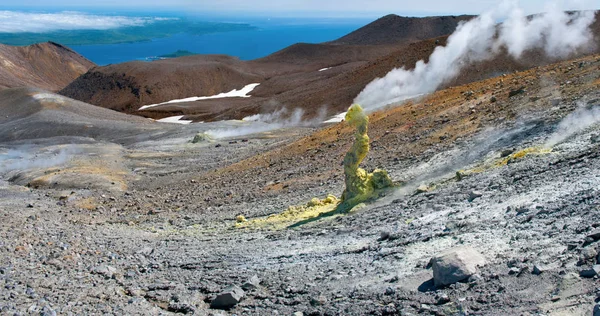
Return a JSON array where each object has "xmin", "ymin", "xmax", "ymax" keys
[
  {"xmin": 545, "ymin": 102, "xmax": 600, "ymax": 147},
  {"xmin": 355, "ymin": 1, "xmax": 597, "ymax": 110},
  {"xmin": 205, "ymin": 107, "xmax": 325, "ymax": 139},
  {"xmin": 0, "ymin": 11, "xmax": 169, "ymax": 33},
  {"xmin": 0, "ymin": 146, "xmax": 77, "ymax": 175}
]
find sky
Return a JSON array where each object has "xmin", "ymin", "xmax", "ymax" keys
[{"xmin": 3, "ymin": 0, "xmax": 598, "ymax": 17}]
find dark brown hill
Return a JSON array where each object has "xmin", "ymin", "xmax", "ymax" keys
[
  {"xmin": 60, "ymin": 43, "xmax": 404, "ymax": 114},
  {"xmin": 330, "ymin": 14, "xmax": 475, "ymax": 45},
  {"xmin": 0, "ymin": 42, "xmax": 94, "ymax": 92},
  {"xmin": 60, "ymin": 55, "xmax": 263, "ymax": 113}
]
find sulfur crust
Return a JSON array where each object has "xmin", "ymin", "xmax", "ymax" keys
[
  {"xmin": 237, "ymin": 104, "xmax": 394, "ymax": 230},
  {"xmin": 339, "ymin": 104, "xmax": 393, "ymax": 210}
]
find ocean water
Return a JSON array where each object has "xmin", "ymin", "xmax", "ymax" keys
[{"xmin": 69, "ymin": 17, "xmax": 372, "ymax": 66}]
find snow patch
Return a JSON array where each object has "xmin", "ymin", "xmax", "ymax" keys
[
  {"xmin": 156, "ymin": 115, "xmax": 192, "ymax": 124},
  {"xmin": 138, "ymin": 83, "xmax": 260, "ymax": 111},
  {"xmin": 323, "ymin": 112, "xmax": 346, "ymax": 124},
  {"xmin": 318, "ymin": 67, "xmax": 331, "ymax": 72}
]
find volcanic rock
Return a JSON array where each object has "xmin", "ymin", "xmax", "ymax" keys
[
  {"xmin": 91, "ymin": 265, "xmax": 117, "ymax": 279},
  {"xmin": 210, "ymin": 285, "xmax": 245, "ymax": 309},
  {"xmin": 241, "ymin": 275, "xmax": 261, "ymax": 291},
  {"xmin": 431, "ymin": 246, "xmax": 486, "ymax": 287},
  {"xmin": 579, "ymin": 265, "xmax": 600, "ymax": 278},
  {"xmin": 468, "ymin": 191, "xmax": 483, "ymax": 202}
]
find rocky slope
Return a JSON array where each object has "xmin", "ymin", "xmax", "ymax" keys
[
  {"xmin": 1, "ymin": 51, "xmax": 600, "ymax": 315},
  {"xmin": 0, "ymin": 42, "xmax": 94, "ymax": 91}
]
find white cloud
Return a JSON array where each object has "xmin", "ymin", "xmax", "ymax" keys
[{"xmin": 0, "ymin": 11, "xmax": 163, "ymax": 33}]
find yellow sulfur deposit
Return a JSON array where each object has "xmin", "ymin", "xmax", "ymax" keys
[
  {"xmin": 236, "ymin": 104, "xmax": 393, "ymax": 230},
  {"xmin": 236, "ymin": 194, "xmax": 340, "ymax": 230},
  {"xmin": 460, "ymin": 146, "xmax": 553, "ymax": 176},
  {"xmin": 495, "ymin": 147, "xmax": 552, "ymax": 166},
  {"xmin": 339, "ymin": 104, "xmax": 393, "ymax": 210}
]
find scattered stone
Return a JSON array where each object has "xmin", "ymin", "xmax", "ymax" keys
[
  {"xmin": 586, "ymin": 230, "xmax": 600, "ymax": 244},
  {"xmin": 532, "ymin": 265, "xmax": 545, "ymax": 275},
  {"xmin": 168, "ymin": 303, "xmax": 196, "ymax": 314},
  {"xmin": 579, "ymin": 265, "xmax": 600, "ymax": 278},
  {"xmin": 468, "ymin": 191, "xmax": 483, "ymax": 202},
  {"xmin": 500, "ymin": 149, "xmax": 514, "ymax": 158},
  {"xmin": 509, "ymin": 87, "xmax": 526, "ymax": 97},
  {"xmin": 578, "ymin": 247, "xmax": 598, "ymax": 265},
  {"xmin": 416, "ymin": 184, "xmax": 430, "ymax": 194},
  {"xmin": 431, "ymin": 246, "xmax": 486, "ymax": 287},
  {"xmin": 384, "ymin": 287, "xmax": 395, "ymax": 295},
  {"xmin": 91, "ymin": 264, "xmax": 117, "ymax": 279},
  {"xmin": 210, "ymin": 285, "xmax": 245, "ymax": 309},
  {"xmin": 490, "ymin": 96, "xmax": 497, "ymax": 103},
  {"xmin": 594, "ymin": 304, "xmax": 600, "ymax": 316},
  {"xmin": 310, "ymin": 295, "xmax": 328, "ymax": 306},
  {"xmin": 435, "ymin": 293, "xmax": 450, "ymax": 305},
  {"xmin": 508, "ymin": 267, "xmax": 520, "ymax": 275},
  {"xmin": 241, "ymin": 275, "xmax": 261, "ymax": 291},
  {"xmin": 378, "ymin": 231, "xmax": 391, "ymax": 241}
]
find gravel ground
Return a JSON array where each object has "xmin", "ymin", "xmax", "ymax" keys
[{"xmin": 1, "ymin": 56, "xmax": 600, "ymax": 315}]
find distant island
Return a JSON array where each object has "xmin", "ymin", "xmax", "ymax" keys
[
  {"xmin": 0, "ymin": 19, "xmax": 256, "ymax": 46},
  {"xmin": 159, "ymin": 50, "xmax": 198, "ymax": 58}
]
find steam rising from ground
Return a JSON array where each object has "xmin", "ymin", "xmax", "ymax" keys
[
  {"xmin": 0, "ymin": 146, "xmax": 77, "ymax": 175},
  {"xmin": 546, "ymin": 102, "xmax": 600, "ymax": 147},
  {"xmin": 205, "ymin": 107, "xmax": 325, "ymax": 139},
  {"xmin": 355, "ymin": 1, "xmax": 597, "ymax": 110}
]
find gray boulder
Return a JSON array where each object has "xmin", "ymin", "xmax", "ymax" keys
[
  {"xmin": 431, "ymin": 246, "xmax": 486, "ymax": 287},
  {"xmin": 579, "ymin": 265, "xmax": 600, "ymax": 278},
  {"xmin": 594, "ymin": 303, "xmax": 600, "ymax": 316},
  {"xmin": 210, "ymin": 285, "xmax": 245, "ymax": 310}
]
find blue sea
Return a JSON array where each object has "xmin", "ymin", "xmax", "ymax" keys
[{"xmin": 69, "ymin": 17, "xmax": 373, "ymax": 66}]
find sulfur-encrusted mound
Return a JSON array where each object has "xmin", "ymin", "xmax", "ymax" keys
[{"xmin": 340, "ymin": 104, "xmax": 393, "ymax": 210}]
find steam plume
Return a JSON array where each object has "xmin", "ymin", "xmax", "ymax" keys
[
  {"xmin": 205, "ymin": 107, "xmax": 326, "ymax": 139},
  {"xmin": 0, "ymin": 146, "xmax": 76, "ymax": 175},
  {"xmin": 546, "ymin": 102, "xmax": 600, "ymax": 147},
  {"xmin": 355, "ymin": 1, "xmax": 597, "ymax": 110}
]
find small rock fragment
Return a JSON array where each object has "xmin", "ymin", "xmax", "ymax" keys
[
  {"xmin": 532, "ymin": 265, "xmax": 544, "ymax": 275},
  {"xmin": 168, "ymin": 303, "xmax": 196, "ymax": 314},
  {"xmin": 91, "ymin": 264, "xmax": 117, "ymax": 279},
  {"xmin": 579, "ymin": 265, "xmax": 600, "ymax": 278},
  {"xmin": 241, "ymin": 275, "xmax": 261, "ymax": 291},
  {"xmin": 593, "ymin": 303, "xmax": 600, "ymax": 316},
  {"xmin": 210, "ymin": 285, "xmax": 244, "ymax": 309},
  {"xmin": 431, "ymin": 246, "xmax": 486, "ymax": 287},
  {"xmin": 468, "ymin": 191, "xmax": 483, "ymax": 202},
  {"xmin": 310, "ymin": 295, "xmax": 328, "ymax": 306}
]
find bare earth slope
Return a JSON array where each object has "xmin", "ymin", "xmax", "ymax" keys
[{"xmin": 0, "ymin": 42, "xmax": 94, "ymax": 91}]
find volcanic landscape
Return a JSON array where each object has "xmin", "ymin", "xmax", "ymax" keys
[{"xmin": 1, "ymin": 9, "xmax": 600, "ymax": 316}]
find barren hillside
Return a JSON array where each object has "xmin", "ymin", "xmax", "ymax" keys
[{"xmin": 0, "ymin": 42, "xmax": 94, "ymax": 91}]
